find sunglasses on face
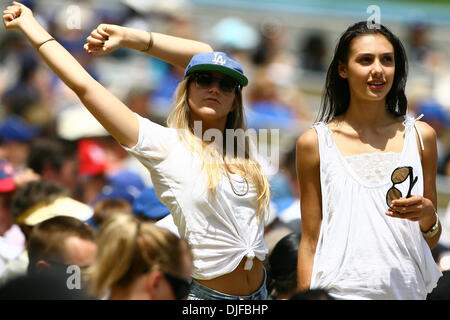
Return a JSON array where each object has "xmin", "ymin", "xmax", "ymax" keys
[
  {"xmin": 386, "ymin": 166, "xmax": 418, "ymax": 209},
  {"xmin": 192, "ymin": 72, "xmax": 239, "ymax": 94},
  {"xmin": 163, "ymin": 272, "xmax": 192, "ymax": 300}
]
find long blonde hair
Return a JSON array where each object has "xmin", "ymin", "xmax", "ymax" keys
[
  {"xmin": 84, "ymin": 214, "xmax": 191, "ymax": 298},
  {"xmin": 166, "ymin": 77, "xmax": 271, "ymax": 221}
]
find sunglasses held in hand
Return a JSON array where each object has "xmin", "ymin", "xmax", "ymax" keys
[{"xmin": 386, "ymin": 166, "xmax": 418, "ymax": 209}]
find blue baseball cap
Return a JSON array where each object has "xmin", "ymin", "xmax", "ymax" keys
[
  {"xmin": 95, "ymin": 170, "xmax": 146, "ymax": 204},
  {"xmin": 184, "ymin": 52, "xmax": 248, "ymax": 87},
  {"xmin": 132, "ymin": 187, "xmax": 170, "ymax": 220},
  {"xmin": 0, "ymin": 115, "xmax": 40, "ymax": 142}
]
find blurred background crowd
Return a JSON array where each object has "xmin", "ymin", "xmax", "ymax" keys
[{"xmin": 0, "ymin": 0, "xmax": 449, "ymax": 299}]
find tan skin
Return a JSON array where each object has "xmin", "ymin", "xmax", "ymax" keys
[
  {"xmin": 197, "ymin": 259, "xmax": 264, "ymax": 296},
  {"xmin": 3, "ymin": 2, "xmax": 263, "ymax": 296},
  {"xmin": 296, "ymin": 34, "xmax": 440, "ymax": 291}
]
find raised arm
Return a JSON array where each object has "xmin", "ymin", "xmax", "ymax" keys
[
  {"xmin": 296, "ymin": 128, "xmax": 322, "ymax": 291},
  {"xmin": 83, "ymin": 24, "xmax": 213, "ymax": 68},
  {"xmin": 3, "ymin": 2, "xmax": 212, "ymax": 148}
]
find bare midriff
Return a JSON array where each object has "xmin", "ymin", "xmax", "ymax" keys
[{"xmin": 195, "ymin": 258, "xmax": 264, "ymax": 296}]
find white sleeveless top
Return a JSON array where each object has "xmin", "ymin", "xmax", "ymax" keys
[
  {"xmin": 311, "ymin": 115, "xmax": 442, "ymax": 300},
  {"xmin": 124, "ymin": 114, "xmax": 267, "ymax": 280}
]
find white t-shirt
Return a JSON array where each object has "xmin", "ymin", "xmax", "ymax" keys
[{"xmin": 124, "ymin": 114, "xmax": 267, "ymax": 280}]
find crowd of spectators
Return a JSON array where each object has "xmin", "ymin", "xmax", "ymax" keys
[{"xmin": 0, "ymin": 0, "xmax": 449, "ymax": 300}]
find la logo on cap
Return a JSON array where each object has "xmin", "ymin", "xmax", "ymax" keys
[{"xmin": 212, "ymin": 53, "xmax": 226, "ymax": 65}]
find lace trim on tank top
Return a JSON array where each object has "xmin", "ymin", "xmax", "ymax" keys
[{"xmin": 344, "ymin": 151, "xmax": 401, "ymax": 185}]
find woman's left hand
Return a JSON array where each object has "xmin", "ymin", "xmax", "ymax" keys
[
  {"xmin": 386, "ymin": 195, "xmax": 437, "ymax": 232},
  {"xmin": 387, "ymin": 195, "xmax": 431, "ymax": 221},
  {"xmin": 84, "ymin": 24, "xmax": 123, "ymax": 56}
]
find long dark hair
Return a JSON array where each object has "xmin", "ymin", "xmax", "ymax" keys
[
  {"xmin": 317, "ymin": 21, "xmax": 408, "ymax": 122},
  {"xmin": 266, "ymin": 232, "xmax": 301, "ymax": 299}
]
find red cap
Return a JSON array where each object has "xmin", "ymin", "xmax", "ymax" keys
[
  {"xmin": 0, "ymin": 160, "xmax": 15, "ymax": 193},
  {"xmin": 78, "ymin": 139, "xmax": 106, "ymax": 177}
]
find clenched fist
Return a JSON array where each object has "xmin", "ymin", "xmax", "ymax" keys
[
  {"xmin": 2, "ymin": 1, "xmax": 33, "ymax": 31},
  {"xmin": 83, "ymin": 24, "xmax": 124, "ymax": 56}
]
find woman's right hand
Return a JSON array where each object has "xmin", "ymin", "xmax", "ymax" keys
[
  {"xmin": 2, "ymin": 1, "xmax": 33, "ymax": 31},
  {"xmin": 84, "ymin": 24, "xmax": 124, "ymax": 56}
]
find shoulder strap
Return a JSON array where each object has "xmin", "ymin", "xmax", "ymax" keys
[
  {"xmin": 312, "ymin": 122, "xmax": 333, "ymax": 148},
  {"xmin": 403, "ymin": 114, "xmax": 424, "ymax": 151}
]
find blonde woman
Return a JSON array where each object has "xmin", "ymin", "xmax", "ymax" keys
[
  {"xmin": 85, "ymin": 213, "xmax": 192, "ymax": 300},
  {"xmin": 3, "ymin": 2, "xmax": 271, "ymax": 299}
]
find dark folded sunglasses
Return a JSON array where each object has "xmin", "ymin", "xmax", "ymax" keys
[
  {"xmin": 163, "ymin": 272, "xmax": 192, "ymax": 300},
  {"xmin": 192, "ymin": 72, "xmax": 239, "ymax": 94},
  {"xmin": 386, "ymin": 166, "xmax": 418, "ymax": 209}
]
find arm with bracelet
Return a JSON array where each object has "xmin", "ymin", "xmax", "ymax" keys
[
  {"xmin": 83, "ymin": 24, "xmax": 213, "ymax": 69},
  {"xmin": 387, "ymin": 121, "xmax": 441, "ymax": 249},
  {"xmin": 2, "ymin": 2, "xmax": 212, "ymax": 148}
]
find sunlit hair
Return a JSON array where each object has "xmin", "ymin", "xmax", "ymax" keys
[
  {"xmin": 85, "ymin": 213, "xmax": 192, "ymax": 298},
  {"xmin": 92, "ymin": 198, "xmax": 132, "ymax": 227},
  {"xmin": 166, "ymin": 76, "xmax": 271, "ymax": 221},
  {"xmin": 318, "ymin": 21, "xmax": 408, "ymax": 122}
]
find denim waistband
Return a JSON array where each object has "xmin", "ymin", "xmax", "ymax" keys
[{"xmin": 188, "ymin": 268, "xmax": 268, "ymax": 300}]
